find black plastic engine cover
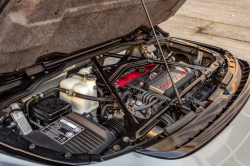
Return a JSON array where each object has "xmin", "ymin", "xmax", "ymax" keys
[
  {"xmin": 24, "ymin": 113, "xmax": 116, "ymax": 154},
  {"xmin": 144, "ymin": 68, "xmax": 196, "ymax": 98},
  {"xmin": 30, "ymin": 95, "xmax": 72, "ymax": 124}
]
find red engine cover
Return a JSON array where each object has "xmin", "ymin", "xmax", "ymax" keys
[{"xmin": 115, "ymin": 64, "xmax": 155, "ymax": 88}]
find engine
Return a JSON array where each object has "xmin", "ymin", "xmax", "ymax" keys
[
  {"xmin": 143, "ymin": 67, "xmax": 196, "ymax": 98},
  {"xmin": 2, "ymin": 61, "xmax": 215, "ymax": 155},
  {"xmin": 112, "ymin": 65, "xmax": 199, "ymax": 120}
]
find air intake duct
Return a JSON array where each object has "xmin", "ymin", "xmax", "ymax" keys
[{"xmin": 102, "ymin": 119, "xmax": 126, "ymax": 139}]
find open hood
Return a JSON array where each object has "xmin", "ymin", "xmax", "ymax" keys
[
  {"xmin": 0, "ymin": 0, "xmax": 186, "ymax": 73},
  {"xmin": 0, "ymin": 2, "xmax": 248, "ymax": 165}
]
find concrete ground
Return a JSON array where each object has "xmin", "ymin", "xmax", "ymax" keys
[{"xmin": 159, "ymin": 0, "xmax": 250, "ymax": 57}]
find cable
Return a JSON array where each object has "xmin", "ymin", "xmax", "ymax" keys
[
  {"xmin": 95, "ymin": 86, "xmax": 104, "ymax": 97},
  {"xmin": 121, "ymin": 91, "xmax": 132, "ymax": 100}
]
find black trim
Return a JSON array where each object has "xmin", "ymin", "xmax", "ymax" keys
[
  {"xmin": 137, "ymin": 59, "xmax": 249, "ymax": 159},
  {"xmin": 0, "ymin": 0, "xmax": 10, "ymax": 14}
]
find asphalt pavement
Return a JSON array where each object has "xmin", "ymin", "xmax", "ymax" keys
[{"xmin": 159, "ymin": 0, "xmax": 250, "ymax": 57}]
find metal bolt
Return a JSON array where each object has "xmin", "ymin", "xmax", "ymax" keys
[
  {"xmin": 123, "ymin": 137, "xmax": 130, "ymax": 143},
  {"xmin": 45, "ymin": 71, "xmax": 49, "ymax": 74},
  {"xmin": 31, "ymin": 76, "xmax": 35, "ymax": 79},
  {"xmin": 96, "ymin": 56, "xmax": 99, "ymax": 59},
  {"xmin": 65, "ymin": 153, "xmax": 72, "ymax": 159},
  {"xmin": 29, "ymin": 144, "xmax": 36, "ymax": 150},
  {"xmin": 113, "ymin": 145, "xmax": 121, "ymax": 151},
  {"xmin": 214, "ymin": 62, "xmax": 219, "ymax": 66},
  {"xmin": 16, "ymin": 69, "xmax": 19, "ymax": 71},
  {"xmin": 100, "ymin": 54, "xmax": 103, "ymax": 57}
]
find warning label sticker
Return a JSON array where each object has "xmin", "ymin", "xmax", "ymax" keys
[{"xmin": 40, "ymin": 118, "xmax": 85, "ymax": 145}]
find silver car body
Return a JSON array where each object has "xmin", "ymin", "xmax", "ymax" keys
[{"xmin": 0, "ymin": 50, "xmax": 249, "ymax": 166}]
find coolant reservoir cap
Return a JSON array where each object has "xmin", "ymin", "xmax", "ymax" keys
[{"xmin": 85, "ymin": 74, "xmax": 97, "ymax": 80}]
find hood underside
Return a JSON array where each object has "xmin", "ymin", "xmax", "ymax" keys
[{"xmin": 0, "ymin": 0, "xmax": 186, "ymax": 73}]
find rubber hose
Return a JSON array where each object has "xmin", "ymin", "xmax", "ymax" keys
[
  {"xmin": 73, "ymin": 93, "xmax": 114, "ymax": 102},
  {"xmin": 134, "ymin": 99, "xmax": 158, "ymax": 111},
  {"xmin": 26, "ymin": 97, "xmax": 35, "ymax": 120},
  {"xmin": 128, "ymin": 84, "xmax": 147, "ymax": 92},
  {"xmin": 163, "ymin": 113, "xmax": 174, "ymax": 123},
  {"xmin": 143, "ymin": 93, "xmax": 150, "ymax": 103},
  {"xmin": 160, "ymin": 116, "xmax": 172, "ymax": 126},
  {"xmin": 96, "ymin": 81, "xmax": 107, "ymax": 87},
  {"xmin": 7, "ymin": 123, "xmax": 17, "ymax": 130},
  {"xmin": 42, "ymin": 87, "xmax": 67, "ymax": 96},
  {"xmin": 41, "ymin": 87, "xmax": 114, "ymax": 102},
  {"xmin": 149, "ymin": 96, "xmax": 155, "ymax": 103},
  {"xmin": 100, "ymin": 104, "xmax": 114, "ymax": 123},
  {"xmin": 95, "ymin": 86, "xmax": 104, "ymax": 97},
  {"xmin": 121, "ymin": 91, "xmax": 132, "ymax": 100},
  {"xmin": 160, "ymin": 113, "xmax": 174, "ymax": 126}
]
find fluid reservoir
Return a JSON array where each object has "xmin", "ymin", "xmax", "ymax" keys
[{"xmin": 60, "ymin": 67, "xmax": 99, "ymax": 115}]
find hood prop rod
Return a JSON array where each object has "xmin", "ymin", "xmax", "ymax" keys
[{"xmin": 141, "ymin": 0, "xmax": 182, "ymax": 107}]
